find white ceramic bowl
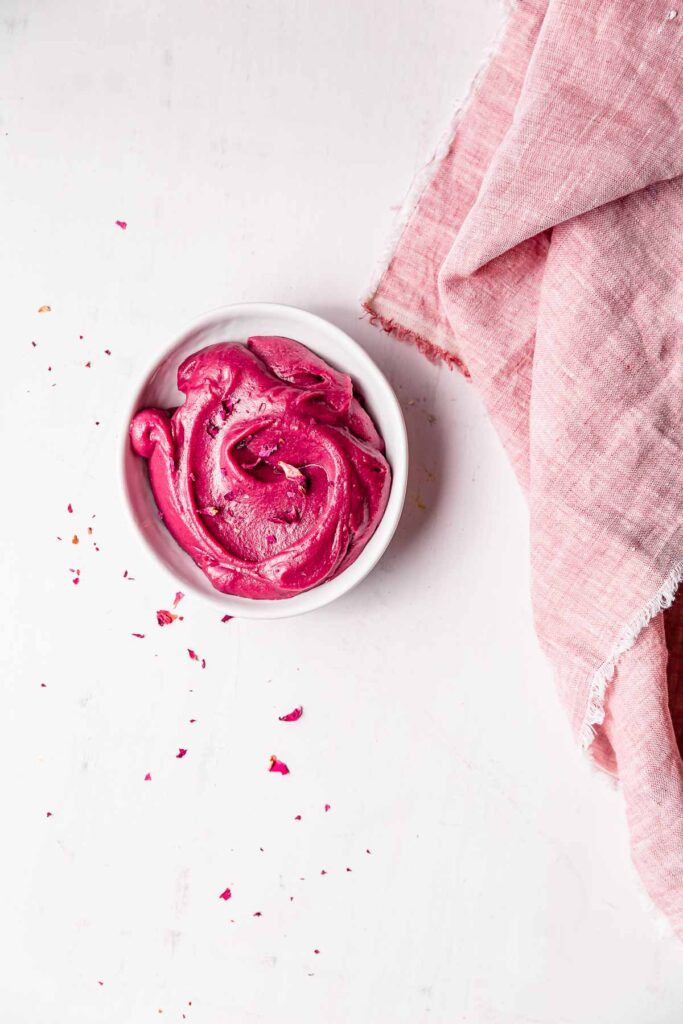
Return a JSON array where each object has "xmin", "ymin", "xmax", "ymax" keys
[{"xmin": 120, "ymin": 302, "xmax": 408, "ymax": 619}]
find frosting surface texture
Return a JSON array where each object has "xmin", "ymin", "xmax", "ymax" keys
[{"xmin": 130, "ymin": 336, "xmax": 391, "ymax": 599}]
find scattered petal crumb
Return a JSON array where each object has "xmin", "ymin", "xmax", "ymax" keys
[
  {"xmin": 87, "ymin": 527, "xmax": 93, "ymax": 535},
  {"xmin": 173, "ymin": 591, "xmax": 184, "ymax": 608},
  {"xmin": 67, "ymin": 503, "xmax": 73, "ymax": 513},
  {"xmin": 346, "ymin": 867, "xmax": 352, "ymax": 872},
  {"xmin": 294, "ymin": 814, "xmax": 302, "ymax": 821},
  {"xmin": 269, "ymin": 755, "xmax": 290, "ymax": 775},
  {"xmin": 320, "ymin": 869, "xmax": 327, "ymax": 876},
  {"xmin": 85, "ymin": 361, "xmax": 91, "ymax": 368},
  {"xmin": 72, "ymin": 577, "xmax": 80, "ymax": 585},
  {"xmin": 144, "ymin": 773, "xmax": 152, "ymax": 781},
  {"xmin": 104, "ymin": 349, "xmax": 112, "ymax": 356},
  {"xmin": 115, "ymin": 220, "xmax": 127, "ymax": 230},
  {"xmin": 314, "ymin": 949, "xmax": 320, "ymax": 955},
  {"xmin": 219, "ymin": 887, "xmax": 232, "ymax": 901},
  {"xmin": 253, "ymin": 911, "xmax": 262, "ymax": 917},
  {"xmin": 131, "ymin": 632, "xmax": 145, "ymax": 638},
  {"xmin": 176, "ymin": 748, "xmax": 187, "ymax": 759},
  {"xmin": 72, "ymin": 535, "xmax": 79, "ymax": 545},
  {"xmin": 221, "ymin": 614, "xmax": 232, "ymax": 623},
  {"xmin": 97, "ymin": 981, "xmax": 104, "ymax": 987},
  {"xmin": 278, "ymin": 705, "xmax": 303, "ymax": 722},
  {"xmin": 38, "ymin": 305, "xmax": 51, "ymax": 313},
  {"xmin": 156, "ymin": 609, "xmax": 177, "ymax": 626},
  {"xmin": 324, "ymin": 803, "xmax": 331, "ymax": 812},
  {"xmin": 46, "ymin": 811, "xmax": 53, "ymax": 818},
  {"xmin": 31, "ymin": 340, "xmax": 37, "ymax": 348},
  {"xmin": 366, "ymin": 849, "xmax": 371, "ymax": 854},
  {"xmin": 40, "ymin": 683, "xmax": 47, "ymax": 688},
  {"xmin": 189, "ymin": 718, "xmax": 197, "ymax": 724}
]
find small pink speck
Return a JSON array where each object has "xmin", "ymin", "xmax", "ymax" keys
[
  {"xmin": 320, "ymin": 869, "xmax": 327, "ymax": 876},
  {"xmin": 269, "ymin": 755, "xmax": 289, "ymax": 775},
  {"xmin": 294, "ymin": 814, "xmax": 302, "ymax": 821},
  {"xmin": 85, "ymin": 361, "xmax": 91, "ymax": 368},
  {"xmin": 131, "ymin": 632, "xmax": 145, "ymax": 638},
  {"xmin": 72, "ymin": 577, "xmax": 80, "ymax": 585},
  {"xmin": 104, "ymin": 349, "xmax": 112, "ymax": 356},
  {"xmin": 278, "ymin": 705, "xmax": 303, "ymax": 722},
  {"xmin": 67, "ymin": 503, "xmax": 73, "ymax": 513},
  {"xmin": 144, "ymin": 773, "xmax": 152, "ymax": 781},
  {"xmin": 173, "ymin": 591, "xmax": 185, "ymax": 608},
  {"xmin": 115, "ymin": 220, "xmax": 127, "ymax": 230},
  {"xmin": 46, "ymin": 811, "xmax": 53, "ymax": 818},
  {"xmin": 324, "ymin": 804, "xmax": 331, "ymax": 812},
  {"xmin": 176, "ymin": 748, "xmax": 187, "ymax": 759},
  {"xmin": 314, "ymin": 949, "xmax": 320, "ymax": 955},
  {"xmin": 253, "ymin": 911, "xmax": 262, "ymax": 917},
  {"xmin": 221, "ymin": 614, "xmax": 232, "ymax": 623},
  {"xmin": 189, "ymin": 718, "xmax": 197, "ymax": 724},
  {"xmin": 219, "ymin": 887, "xmax": 232, "ymax": 901}
]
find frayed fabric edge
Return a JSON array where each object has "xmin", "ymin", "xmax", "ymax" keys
[
  {"xmin": 362, "ymin": 0, "xmax": 517, "ymax": 315},
  {"xmin": 579, "ymin": 559, "xmax": 683, "ymax": 751},
  {"xmin": 360, "ymin": 302, "xmax": 470, "ymax": 376}
]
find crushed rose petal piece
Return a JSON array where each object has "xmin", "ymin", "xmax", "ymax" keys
[
  {"xmin": 320, "ymin": 869, "xmax": 327, "ymax": 876},
  {"xmin": 189, "ymin": 718, "xmax": 197, "ymax": 723},
  {"xmin": 115, "ymin": 220, "xmax": 127, "ymax": 230},
  {"xmin": 346, "ymin": 867, "xmax": 352, "ymax": 872},
  {"xmin": 104, "ymin": 349, "xmax": 112, "ymax": 355},
  {"xmin": 278, "ymin": 706, "xmax": 303, "ymax": 722},
  {"xmin": 188, "ymin": 649, "xmax": 198, "ymax": 661},
  {"xmin": 144, "ymin": 773, "xmax": 152, "ymax": 781},
  {"xmin": 31, "ymin": 340, "xmax": 37, "ymax": 348},
  {"xmin": 277, "ymin": 460, "xmax": 305, "ymax": 481},
  {"xmin": 221, "ymin": 614, "xmax": 232, "ymax": 623},
  {"xmin": 85, "ymin": 361, "xmax": 91, "ymax": 368},
  {"xmin": 173, "ymin": 591, "xmax": 185, "ymax": 608},
  {"xmin": 67, "ymin": 503, "xmax": 73, "ymax": 513},
  {"xmin": 324, "ymin": 804, "xmax": 331, "ymax": 812},
  {"xmin": 268, "ymin": 755, "xmax": 290, "ymax": 775},
  {"xmin": 46, "ymin": 811, "xmax": 53, "ymax": 818},
  {"xmin": 156, "ymin": 609, "xmax": 177, "ymax": 626},
  {"xmin": 253, "ymin": 911, "xmax": 262, "ymax": 917},
  {"xmin": 294, "ymin": 814, "xmax": 302, "ymax": 821},
  {"xmin": 219, "ymin": 887, "xmax": 232, "ymax": 901},
  {"xmin": 72, "ymin": 577, "xmax": 80, "ymax": 585},
  {"xmin": 314, "ymin": 949, "xmax": 320, "ymax": 955},
  {"xmin": 131, "ymin": 632, "xmax": 145, "ymax": 638},
  {"xmin": 176, "ymin": 748, "xmax": 187, "ymax": 759}
]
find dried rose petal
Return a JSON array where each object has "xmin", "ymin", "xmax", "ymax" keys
[
  {"xmin": 188, "ymin": 649, "xmax": 198, "ymax": 661},
  {"xmin": 67, "ymin": 503, "xmax": 73, "ymax": 513},
  {"xmin": 115, "ymin": 220, "xmax": 127, "ymax": 230},
  {"xmin": 144, "ymin": 773, "xmax": 152, "ymax": 781},
  {"xmin": 268, "ymin": 755, "xmax": 289, "ymax": 775},
  {"xmin": 104, "ymin": 349, "xmax": 112, "ymax": 356},
  {"xmin": 156, "ymin": 609, "xmax": 177, "ymax": 626},
  {"xmin": 346, "ymin": 867, "xmax": 352, "ymax": 872},
  {"xmin": 253, "ymin": 911, "xmax": 262, "ymax": 917},
  {"xmin": 176, "ymin": 748, "xmax": 187, "ymax": 759},
  {"xmin": 173, "ymin": 591, "xmax": 185, "ymax": 608},
  {"xmin": 85, "ymin": 361, "xmax": 91, "ymax": 368},
  {"xmin": 131, "ymin": 632, "xmax": 145, "ymax": 638},
  {"xmin": 294, "ymin": 814, "xmax": 302, "ymax": 821},
  {"xmin": 320, "ymin": 869, "xmax": 327, "ymax": 876},
  {"xmin": 278, "ymin": 706, "xmax": 303, "ymax": 722},
  {"xmin": 72, "ymin": 577, "xmax": 80, "ymax": 585},
  {"xmin": 219, "ymin": 887, "xmax": 232, "ymax": 901},
  {"xmin": 314, "ymin": 949, "xmax": 320, "ymax": 955},
  {"xmin": 221, "ymin": 614, "xmax": 232, "ymax": 623},
  {"xmin": 277, "ymin": 461, "xmax": 305, "ymax": 481},
  {"xmin": 46, "ymin": 811, "xmax": 53, "ymax": 818},
  {"xmin": 324, "ymin": 804, "xmax": 331, "ymax": 812}
]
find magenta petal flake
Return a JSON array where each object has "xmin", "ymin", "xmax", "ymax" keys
[
  {"xmin": 156, "ymin": 609, "xmax": 177, "ymax": 626},
  {"xmin": 269, "ymin": 755, "xmax": 290, "ymax": 775},
  {"xmin": 219, "ymin": 887, "xmax": 232, "ymax": 901},
  {"xmin": 278, "ymin": 706, "xmax": 303, "ymax": 722},
  {"xmin": 176, "ymin": 748, "xmax": 187, "ymax": 759}
]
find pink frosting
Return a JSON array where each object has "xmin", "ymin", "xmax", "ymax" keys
[{"xmin": 130, "ymin": 336, "xmax": 391, "ymax": 599}]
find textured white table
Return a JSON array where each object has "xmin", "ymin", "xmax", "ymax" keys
[{"xmin": 2, "ymin": 1, "xmax": 683, "ymax": 1021}]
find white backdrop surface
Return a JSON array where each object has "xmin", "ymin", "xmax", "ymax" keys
[{"xmin": 2, "ymin": 1, "xmax": 683, "ymax": 1021}]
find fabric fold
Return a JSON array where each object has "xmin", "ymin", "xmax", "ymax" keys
[{"xmin": 365, "ymin": 0, "xmax": 683, "ymax": 937}]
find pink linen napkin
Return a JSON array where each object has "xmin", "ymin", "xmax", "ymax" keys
[{"xmin": 364, "ymin": 0, "xmax": 683, "ymax": 936}]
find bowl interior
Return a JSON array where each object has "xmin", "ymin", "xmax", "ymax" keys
[{"xmin": 121, "ymin": 303, "xmax": 407, "ymax": 619}]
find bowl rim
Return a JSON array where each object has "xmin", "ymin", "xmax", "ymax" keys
[{"xmin": 119, "ymin": 301, "xmax": 408, "ymax": 619}]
